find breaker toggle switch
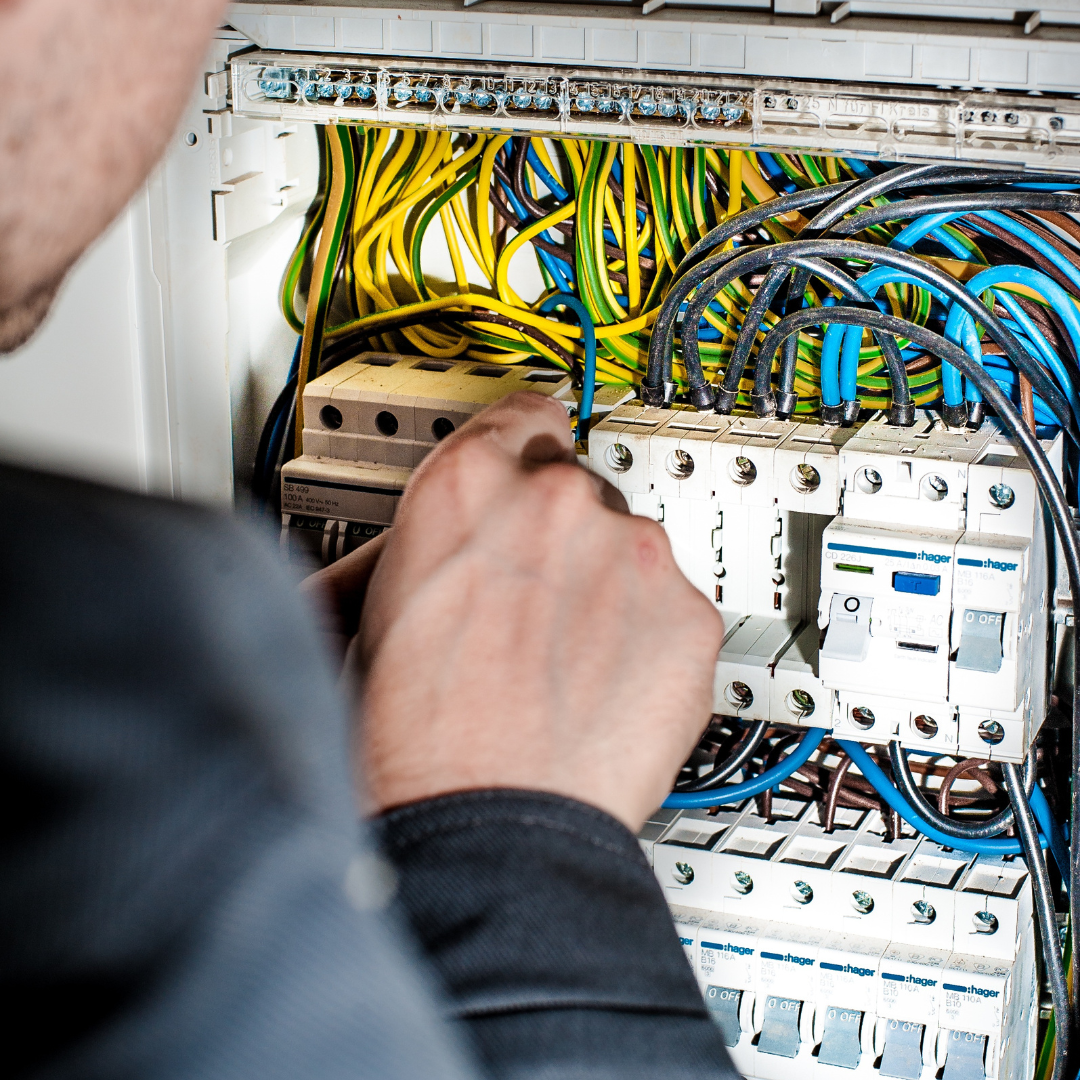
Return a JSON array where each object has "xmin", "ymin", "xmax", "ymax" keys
[
  {"xmin": 820, "ymin": 594, "xmax": 874, "ymax": 663},
  {"xmin": 817, "ymin": 1006, "xmax": 863, "ymax": 1069},
  {"xmin": 878, "ymin": 1020, "xmax": 925, "ymax": 1080},
  {"xmin": 704, "ymin": 986, "xmax": 742, "ymax": 1047},
  {"xmin": 955, "ymin": 609, "xmax": 1005, "ymax": 674},
  {"xmin": 757, "ymin": 995, "xmax": 802, "ymax": 1058},
  {"xmin": 942, "ymin": 1031, "xmax": 988, "ymax": 1080}
]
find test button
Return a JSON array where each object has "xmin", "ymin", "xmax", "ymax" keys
[{"xmin": 892, "ymin": 571, "xmax": 941, "ymax": 596}]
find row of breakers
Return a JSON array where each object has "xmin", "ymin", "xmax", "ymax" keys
[
  {"xmin": 588, "ymin": 406, "xmax": 1062, "ymax": 764},
  {"xmin": 639, "ymin": 798, "xmax": 1036, "ymax": 1080}
]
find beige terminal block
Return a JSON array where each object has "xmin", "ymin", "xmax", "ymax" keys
[{"xmin": 281, "ymin": 352, "xmax": 634, "ymax": 540}]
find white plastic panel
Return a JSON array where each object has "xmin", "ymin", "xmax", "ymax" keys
[{"xmin": 227, "ymin": 0, "xmax": 1080, "ymax": 95}]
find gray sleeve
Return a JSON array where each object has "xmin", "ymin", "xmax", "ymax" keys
[
  {"xmin": 0, "ymin": 465, "xmax": 478, "ymax": 1080},
  {"xmin": 378, "ymin": 791, "xmax": 741, "ymax": 1080}
]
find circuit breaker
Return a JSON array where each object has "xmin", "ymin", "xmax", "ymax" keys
[{"xmin": 643, "ymin": 800, "xmax": 1037, "ymax": 1080}]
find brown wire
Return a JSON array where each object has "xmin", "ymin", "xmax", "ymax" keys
[
  {"xmin": 758, "ymin": 733, "xmax": 802, "ymax": 822},
  {"xmin": 329, "ymin": 309, "xmax": 581, "ymax": 375},
  {"xmin": 824, "ymin": 752, "xmax": 853, "ymax": 833},
  {"xmin": 455, "ymin": 311, "xmax": 581, "ymax": 375},
  {"xmin": 607, "ymin": 172, "xmax": 651, "ymax": 216},
  {"xmin": 1020, "ymin": 373, "xmax": 1038, "ymax": 434},
  {"xmin": 958, "ymin": 216, "xmax": 1078, "ymax": 297},
  {"xmin": 937, "ymin": 758, "xmax": 1003, "ymax": 816},
  {"xmin": 1006, "ymin": 210, "xmax": 1080, "ymax": 274},
  {"xmin": 489, "ymin": 183, "xmax": 581, "ymax": 270},
  {"xmin": 500, "ymin": 143, "xmax": 657, "ymax": 274},
  {"xmin": 905, "ymin": 354, "xmax": 937, "ymax": 375},
  {"xmin": 1030, "ymin": 208, "xmax": 1080, "ymax": 247}
]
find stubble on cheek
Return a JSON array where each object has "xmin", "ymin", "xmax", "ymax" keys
[{"xmin": 0, "ymin": 276, "xmax": 63, "ymax": 354}]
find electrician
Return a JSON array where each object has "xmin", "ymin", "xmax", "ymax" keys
[{"xmin": 0, "ymin": 2, "xmax": 736, "ymax": 1079}]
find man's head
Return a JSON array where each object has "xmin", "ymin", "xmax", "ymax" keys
[{"xmin": 0, "ymin": 0, "xmax": 225, "ymax": 352}]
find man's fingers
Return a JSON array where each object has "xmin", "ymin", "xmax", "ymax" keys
[
  {"xmin": 302, "ymin": 530, "xmax": 388, "ymax": 662},
  {"xmin": 403, "ymin": 391, "xmax": 572, "ymax": 501}
]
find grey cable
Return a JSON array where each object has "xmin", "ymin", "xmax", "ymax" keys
[
  {"xmin": 676, "ymin": 720, "xmax": 769, "ymax": 792},
  {"xmin": 888, "ymin": 742, "xmax": 1033, "ymax": 839},
  {"xmin": 1004, "ymin": 762, "xmax": 1069, "ymax": 1080}
]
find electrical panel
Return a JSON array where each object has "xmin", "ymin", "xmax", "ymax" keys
[
  {"xmin": 7, "ymin": 7, "xmax": 1067, "ymax": 1080},
  {"xmin": 588, "ymin": 407, "xmax": 1060, "ymax": 764}
]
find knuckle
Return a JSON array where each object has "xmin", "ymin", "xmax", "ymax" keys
[
  {"xmin": 529, "ymin": 461, "xmax": 599, "ymax": 512},
  {"xmin": 493, "ymin": 389, "xmax": 570, "ymax": 419}
]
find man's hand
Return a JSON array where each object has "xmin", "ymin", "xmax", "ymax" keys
[
  {"xmin": 303, "ymin": 531, "xmax": 388, "ymax": 663},
  {"xmin": 355, "ymin": 392, "xmax": 724, "ymax": 832}
]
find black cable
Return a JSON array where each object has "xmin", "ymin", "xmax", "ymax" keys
[
  {"xmin": 749, "ymin": 303, "xmax": 1080, "ymax": 941},
  {"xmin": 645, "ymin": 173, "xmax": 1080, "ymax": 405},
  {"xmin": 675, "ymin": 238, "xmax": 1077, "ymax": 436},
  {"xmin": 646, "ymin": 183, "xmax": 857, "ymax": 403},
  {"xmin": 671, "ymin": 244, "xmax": 915, "ymax": 420},
  {"xmin": 1003, "ymin": 762, "xmax": 1069, "ymax": 1080},
  {"xmin": 253, "ymin": 373, "xmax": 298, "ymax": 506},
  {"xmin": 748, "ymin": 274, "xmax": 912, "ymax": 421},
  {"xmin": 888, "ymin": 742, "xmax": 1032, "ymax": 838},
  {"xmin": 676, "ymin": 181, "xmax": 856, "ymax": 273},
  {"xmin": 675, "ymin": 720, "xmax": 769, "ymax": 792},
  {"xmin": 799, "ymin": 162, "xmax": 947, "ymax": 236},
  {"xmin": 725, "ymin": 262, "xmax": 794, "ymax": 403},
  {"xmin": 830, "ymin": 191, "xmax": 1080, "ymax": 237},
  {"xmin": 677, "ymin": 251, "xmax": 910, "ymax": 419}
]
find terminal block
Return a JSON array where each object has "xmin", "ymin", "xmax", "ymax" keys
[
  {"xmin": 280, "ymin": 353, "xmax": 632, "ymax": 565},
  {"xmin": 588, "ymin": 404, "xmax": 858, "ymax": 730},
  {"xmin": 641, "ymin": 801, "xmax": 1037, "ymax": 1080}
]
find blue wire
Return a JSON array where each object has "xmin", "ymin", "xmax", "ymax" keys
[
  {"xmin": 538, "ymin": 293, "xmax": 595, "ymax": 440},
  {"xmin": 819, "ymin": 268, "xmax": 979, "ymax": 407},
  {"xmin": 836, "ymin": 741, "xmax": 1049, "ymax": 856},
  {"xmin": 843, "ymin": 157, "xmax": 874, "ymax": 178},
  {"xmin": 897, "ymin": 209, "xmax": 1080, "ymax": 297},
  {"xmin": 973, "ymin": 209, "xmax": 1080, "ymax": 294},
  {"xmin": 1032, "ymin": 784, "xmax": 1071, "ymax": 886},
  {"xmin": 663, "ymin": 728, "xmax": 827, "ymax": 809},
  {"xmin": 757, "ymin": 152, "xmax": 785, "ymax": 179},
  {"xmin": 943, "ymin": 265, "xmax": 1080, "ymax": 425},
  {"xmin": 995, "ymin": 291, "xmax": 1064, "ymax": 375},
  {"xmin": 1010, "ymin": 183, "xmax": 1080, "ymax": 191},
  {"xmin": 258, "ymin": 336, "xmax": 303, "ymax": 490},
  {"xmin": 526, "ymin": 142, "xmax": 570, "ymax": 201}
]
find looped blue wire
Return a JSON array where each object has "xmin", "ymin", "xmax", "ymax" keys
[
  {"xmin": 836, "ymin": 740, "xmax": 1062, "ymax": 861},
  {"xmin": 891, "ymin": 212, "xmax": 1080, "ymax": 416},
  {"xmin": 943, "ymin": 265, "xmax": 1080, "ymax": 427},
  {"xmin": 661, "ymin": 728, "xmax": 1068, "ymax": 880},
  {"xmin": 819, "ymin": 267, "xmax": 980, "ymax": 408},
  {"xmin": 663, "ymin": 727, "xmax": 827, "ymax": 809},
  {"xmin": 538, "ymin": 293, "xmax": 595, "ymax": 441}
]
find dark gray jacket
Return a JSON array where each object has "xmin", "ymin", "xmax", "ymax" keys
[{"xmin": 0, "ymin": 465, "xmax": 738, "ymax": 1080}]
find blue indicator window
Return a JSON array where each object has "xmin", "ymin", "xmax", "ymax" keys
[{"xmin": 893, "ymin": 571, "xmax": 941, "ymax": 596}]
